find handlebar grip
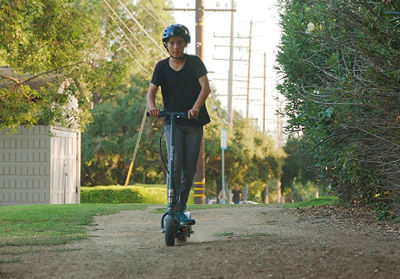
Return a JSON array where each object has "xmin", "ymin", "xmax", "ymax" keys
[{"xmin": 146, "ymin": 111, "xmax": 188, "ymax": 119}]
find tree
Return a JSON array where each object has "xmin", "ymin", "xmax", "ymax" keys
[
  {"xmin": 0, "ymin": 0, "xmax": 105, "ymax": 129},
  {"xmin": 0, "ymin": 0, "xmax": 172, "ymax": 130},
  {"xmin": 81, "ymin": 80, "xmax": 165, "ymax": 185},
  {"xmin": 203, "ymin": 98, "xmax": 285, "ymax": 200}
]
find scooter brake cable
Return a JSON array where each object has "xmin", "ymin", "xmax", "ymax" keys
[{"xmin": 159, "ymin": 129, "xmax": 169, "ymax": 174}]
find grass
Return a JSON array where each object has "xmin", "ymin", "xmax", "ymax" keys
[
  {"xmin": 212, "ymin": 232, "xmax": 271, "ymax": 238},
  {"xmin": 0, "ymin": 258, "xmax": 23, "ymax": 263},
  {"xmin": 0, "ymin": 249, "xmax": 41, "ymax": 256},
  {"xmin": 0, "ymin": 203, "xmax": 148, "ymax": 247},
  {"xmin": 282, "ymin": 196, "xmax": 338, "ymax": 208},
  {"xmin": 214, "ymin": 232, "xmax": 234, "ymax": 237},
  {"xmin": 48, "ymin": 247, "xmax": 83, "ymax": 253},
  {"xmin": 243, "ymin": 233, "xmax": 271, "ymax": 238}
]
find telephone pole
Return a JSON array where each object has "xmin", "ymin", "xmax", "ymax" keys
[
  {"xmin": 246, "ymin": 20, "xmax": 253, "ymax": 119},
  {"xmin": 195, "ymin": 0, "xmax": 204, "ymax": 59},
  {"xmin": 194, "ymin": 0, "xmax": 205, "ymax": 204},
  {"xmin": 263, "ymin": 52, "xmax": 266, "ymax": 133},
  {"xmin": 228, "ymin": 0, "xmax": 235, "ymax": 128},
  {"xmin": 166, "ymin": 1, "xmax": 236, "ymax": 204}
]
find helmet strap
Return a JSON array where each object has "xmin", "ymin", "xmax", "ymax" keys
[{"xmin": 170, "ymin": 53, "xmax": 186, "ymax": 60}]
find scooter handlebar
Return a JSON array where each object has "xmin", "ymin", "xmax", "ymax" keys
[{"xmin": 146, "ymin": 111, "xmax": 188, "ymax": 119}]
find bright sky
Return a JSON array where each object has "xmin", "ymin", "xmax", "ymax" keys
[{"xmin": 170, "ymin": 0, "xmax": 282, "ymax": 136}]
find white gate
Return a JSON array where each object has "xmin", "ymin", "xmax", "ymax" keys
[{"xmin": 50, "ymin": 127, "xmax": 80, "ymax": 204}]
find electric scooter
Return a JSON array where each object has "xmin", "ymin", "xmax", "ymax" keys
[{"xmin": 147, "ymin": 111, "xmax": 194, "ymax": 246}]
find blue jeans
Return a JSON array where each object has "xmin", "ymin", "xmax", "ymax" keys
[{"xmin": 164, "ymin": 124, "xmax": 203, "ymax": 211}]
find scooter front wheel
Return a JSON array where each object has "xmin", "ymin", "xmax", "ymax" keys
[{"xmin": 164, "ymin": 215, "xmax": 175, "ymax": 246}]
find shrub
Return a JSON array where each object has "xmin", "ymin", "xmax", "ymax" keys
[
  {"xmin": 276, "ymin": 0, "xmax": 400, "ymax": 215},
  {"xmin": 81, "ymin": 186, "xmax": 144, "ymax": 203},
  {"xmin": 81, "ymin": 184, "xmax": 195, "ymax": 204}
]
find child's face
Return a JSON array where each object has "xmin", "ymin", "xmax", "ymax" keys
[{"xmin": 165, "ymin": 36, "xmax": 187, "ymax": 58}]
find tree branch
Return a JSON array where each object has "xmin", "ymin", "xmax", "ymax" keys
[
  {"xmin": 0, "ymin": 74, "xmax": 22, "ymax": 85},
  {"xmin": 22, "ymin": 61, "xmax": 85, "ymax": 84}
]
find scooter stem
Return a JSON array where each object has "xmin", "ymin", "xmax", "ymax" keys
[{"xmin": 167, "ymin": 115, "xmax": 176, "ymax": 213}]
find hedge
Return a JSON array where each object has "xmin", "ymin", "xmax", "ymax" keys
[
  {"xmin": 81, "ymin": 186, "xmax": 144, "ymax": 203},
  {"xmin": 80, "ymin": 184, "xmax": 194, "ymax": 204}
]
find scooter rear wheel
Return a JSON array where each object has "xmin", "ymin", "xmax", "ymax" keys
[{"xmin": 164, "ymin": 215, "xmax": 175, "ymax": 246}]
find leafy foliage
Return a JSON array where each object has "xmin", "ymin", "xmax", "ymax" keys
[
  {"xmin": 0, "ymin": 0, "xmax": 172, "ymax": 130},
  {"xmin": 277, "ymin": 0, "xmax": 400, "ymax": 214},
  {"xmin": 204, "ymin": 98, "xmax": 285, "ymax": 199},
  {"xmin": 0, "ymin": 0, "xmax": 103, "ymax": 129},
  {"xmin": 281, "ymin": 137, "xmax": 321, "ymax": 201}
]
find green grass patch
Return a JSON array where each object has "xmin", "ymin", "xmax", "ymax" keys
[
  {"xmin": 0, "ymin": 249, "xmax": 41, "ymax": 256},
  {"xmin": 283, "ymin": 196, "xmax": 338, "ymax": 208},
  {"xmin": 0, "ymin": 258, "xmax": 23, "ymax": 263},
  {"xmin": 48, "ymin": 247, "xmax": 83, "ymax": 253},
  {"xmin": 0, "ymin": 203, "xmax": 147, "ymax": 247},
  {"xmin": 214, "ymin": 232, "xmax": 234, "ymax": 237},
  {"xmin": 243, "ymin": 233, "xmax": 271, "ymax": 238}
]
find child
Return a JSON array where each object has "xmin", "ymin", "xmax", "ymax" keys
[{"xmin": 147, "ymin": 24, "xmax": 211, "ymax": 224}]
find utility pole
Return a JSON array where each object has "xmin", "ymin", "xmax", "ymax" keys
[
  {"xmin": 246, "ymin": 20, "xmax": 253, "ymax": 119},
  {"xmin": 195, "ymin": 0, "xmax": 204, "ymax": 59},
  {"xmin": 217, "ymin": 20, "xmax": 253, "ymax": 119},
  {"xmin": 194, "ymin": 0, "xmax": 205, "ymax": 204},
  {"xmin": 263, "ymin": 52, "xmax": 266, "ymax": 133},
  {"xmin": 228, "ymin": 0, "xmax": 235, "ymax": 128},
  {"xmin": 166, "ymin": 1, "xmax": 236, "ymax": 204}
]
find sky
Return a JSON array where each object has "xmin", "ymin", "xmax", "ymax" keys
[{"xmin": 170, "ymin": 0, "xmax": 282, "ymax": 137}]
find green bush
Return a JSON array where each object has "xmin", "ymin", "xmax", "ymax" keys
[
  {"xmin": 81, "ymin": 184, "xmax": 194, "ymax": 204},
  {"xmin": 276, "ymin": 0, "xmax": 400, "ymax": 214},
  {"xmin": 81, "ymin": 186, "xmax": 144, "ymax": 203}
]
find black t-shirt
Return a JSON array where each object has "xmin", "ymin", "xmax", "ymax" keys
[
  {"xmin": 232, "ymin": 189, "xmax": 241, "ymax": 202},
  {"xmin": 151, "ymin": 54, "xmax": 211, "ymax": 126}
]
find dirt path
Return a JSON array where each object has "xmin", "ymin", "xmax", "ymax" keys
[{"xmin": 1, "ymin": 205, "xmax": 399, "ymax": 279}]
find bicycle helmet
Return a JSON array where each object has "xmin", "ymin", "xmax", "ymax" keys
[{"xmin": 162, "ymin": 24, "xmax": 191, "ymax": 44}]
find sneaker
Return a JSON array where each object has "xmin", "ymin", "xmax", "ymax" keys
[{"xmin": 177, "ymin": 211, "xmax": 195, "ymax": 225}]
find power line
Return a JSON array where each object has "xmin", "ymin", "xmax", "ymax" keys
[
  {"xmin": 107, "ymin": 12, "xmax": 142, "ymax": 54},
  {"xmin": 115, "ymin": 0, "xmax": 167, "ymax": 55},
  {"xmin": 142, "ymin": 0, "xmax": 168, "ymax": 27},
  {"xmin": 112, "ymin": 0, "xmax": 168, "ymax": 56},
  {"xmin": 104, "ymin": 1, "xmax": 149, "ymax": 52}
]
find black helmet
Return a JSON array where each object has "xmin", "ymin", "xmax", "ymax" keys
[{"xmin": 162, "ymin": 24, "xmax": 191, "ymax": 44}]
